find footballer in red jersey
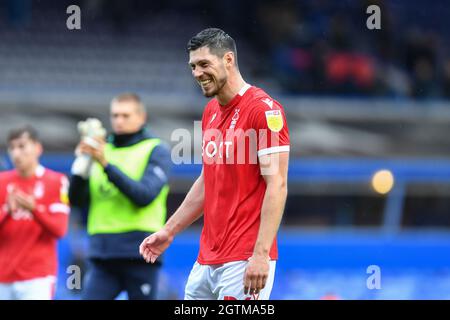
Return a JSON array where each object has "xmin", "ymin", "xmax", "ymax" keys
[
  {"xmin": 0, "ymin": 126, "xmax": 69, "ymax": 300},
  {"xmin": 140, "ymin": 28, "xmax": 289, "ymax": 300}
]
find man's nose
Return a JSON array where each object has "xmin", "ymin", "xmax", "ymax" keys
[
  {"xmin": 192, "ymin": 68, "xmax": 203, "ymax": 79},
  {"xmin": 113, "ymin": 116, "xmax": 124, "ymax": 125},
  {"xmin": 10, "ymin": 149, "xmax": 20, "ymax": 160}
]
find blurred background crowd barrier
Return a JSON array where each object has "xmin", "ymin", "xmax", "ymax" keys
[{"xmin": 1, "ymin": 0, "xmax": 449, "ymax": 299}]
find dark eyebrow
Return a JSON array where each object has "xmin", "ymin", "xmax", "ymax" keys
[{"xmin": 189, "ymin": 59, "xmax": 211, "ymax": 66}]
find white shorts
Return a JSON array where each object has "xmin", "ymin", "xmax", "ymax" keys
[
  {"xmin": 0, "ymin": 276, "xmax": 56, "ymax": 300},
  {"xmin": 184, "ymin": 260, "xmax": 276, "ymax": 300}
]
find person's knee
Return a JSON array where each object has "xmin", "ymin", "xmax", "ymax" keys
[
  {"xmin": 124, "ymin": 263, "xmax": 160, "ymax": 300},
  {"xmin": 82, "ymin": 264, "xmax": 121, "ymax": 300}
]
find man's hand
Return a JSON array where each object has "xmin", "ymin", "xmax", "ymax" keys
[
  {"xmin": 13, "ymin": 190, "xmax": 36, "ymax": 212},
  {"xmin": 6, "ymin": 190, "xmax": 18, "ymax": 213},
  {"xmin": 76, "ymin": 137, "xmax": 108, "ymax": 168},
  {"xmin": 243, "ymin": 254, "xmax": 270, "ymax": 296},
  {"xmin": 139, "ymin": 228, "xmax": 174, "ymax": 263}
]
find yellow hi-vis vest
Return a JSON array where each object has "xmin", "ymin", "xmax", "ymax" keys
[{"xmin": 87, "ymin": 138, "xmax": 169, "ymax": 235}]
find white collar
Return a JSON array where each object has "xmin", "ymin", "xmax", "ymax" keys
[
  {"xmin": 238, "ymin": 83, "xmax": 251, "ymax": 96},
  {"xmin": 35, "ymin": 165, "xmax": 45, "ymax": 178}
]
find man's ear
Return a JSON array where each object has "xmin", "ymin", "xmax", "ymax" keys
[
  {"xmin": 223, "ymin": 52, "xmax": 234, "ymax": 68},
  {"xmin": 36, "ymin": 142, "xmax": 44, "ymax": 157},
  {"xmin": 142, "ymin": 111, "xmax": 148, "ymax": 125}
]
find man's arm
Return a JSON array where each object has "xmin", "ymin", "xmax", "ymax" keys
[
  {"xmin": 0, "ymin": 209, "xmax": 8, "ymax": 226},
  {"xmin": 0, "ymin": 176, "xmax": 10, "ymax": 226},
  {"xmin": 78, "ymin": 139, "xmax": 171, "ymax": 208},
  {"xmin": 164, "ymin": 169, "xmax": 204, "ymax": 236},
  {"xmin": 30, "ymin": 202, "xmax": 69, "ymax": 238},
  {"xmin": 14, "ymin": 176, "xmax": 70, "ymax": 238},
  {"xmin": 103, "ymin": 144, "xmax": 172, "ymax": 207},
  {"xmin": 244, "ymin": 152, "xmax": 289, "ymax": 295},
  {"xmin": 140, "ymin": 169, "xmax": 205, "ymax": 263}
]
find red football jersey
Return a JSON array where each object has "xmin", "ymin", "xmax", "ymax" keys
[
  {"xmin": 199, "ymin": 84, "xmax": 290, "ymax": 265},
  {"xmin": 0, "ymin": 165, "xmax": 69, "ymax": 282}
]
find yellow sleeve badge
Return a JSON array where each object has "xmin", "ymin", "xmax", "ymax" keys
[
  {"xmin": 60, "ymin": 175, "xmax": 70, "ymax": 205},
  {"xmin": 265, "ymin": 110, "xmax": 284, "ymax": 132}
]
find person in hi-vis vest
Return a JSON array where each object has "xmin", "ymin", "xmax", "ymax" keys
[{"xmin": 69, "ymin": 93, "xmax": 171, "ymax": 300}]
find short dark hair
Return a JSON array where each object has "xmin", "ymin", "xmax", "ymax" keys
[
  {"xmin": 187, "ymin": 28, "xmax": 238, "ymax": 66},
  {"xmin": 111, "ymin": 92, "xmax": 146, "ymax": 114},
  {"xmin": 7, "ymin": 125, "xmax": 40, "ymax": 143}
]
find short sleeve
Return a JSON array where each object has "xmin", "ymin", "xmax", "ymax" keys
[
  {"xmin": 251, "ymin": 100, "xmax": 290, "ymax": 157},
  {"xmin": 47, "ymin": 174, "xmax": 70, "ymax": 215}
]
